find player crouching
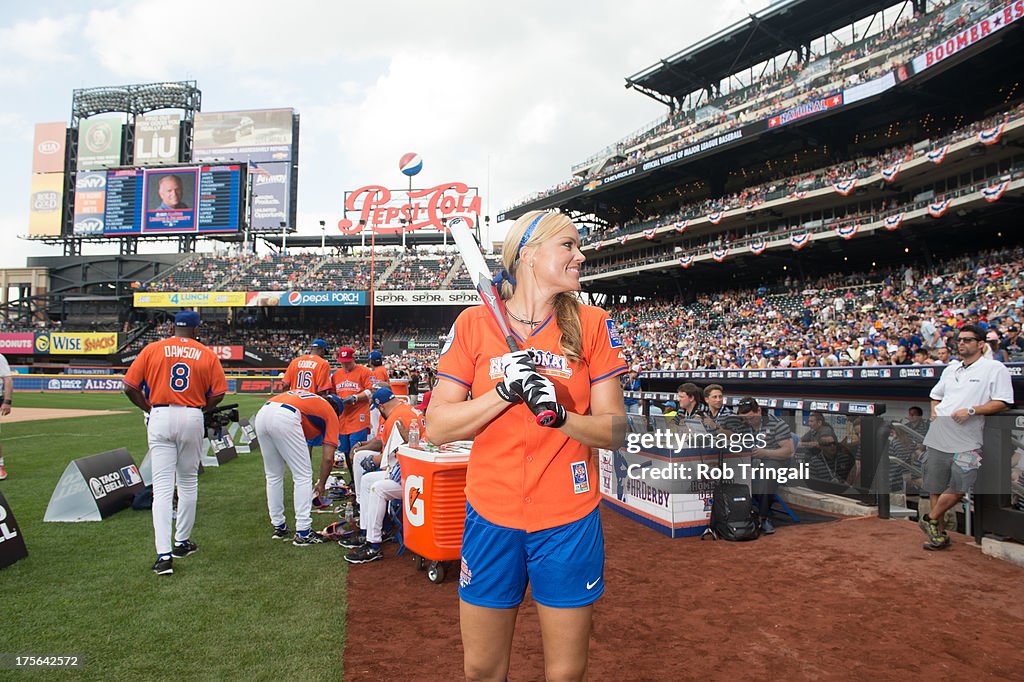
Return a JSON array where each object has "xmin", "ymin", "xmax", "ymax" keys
[
  {"xmin": 255, "ymin": 389, "xmax": 345, "ymax": 546},
  {"xmin": 339, "ymin": 387, "xmax": 425, "ymax": 564}
]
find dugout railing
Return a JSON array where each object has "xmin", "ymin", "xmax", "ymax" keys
[
  {"xmin": 625, "ymin": 390, "xmax": 893, "ymax": 517},
  {"xmin": 975, "ymin": 409, "xmax": 1024, "ymax": 544}
]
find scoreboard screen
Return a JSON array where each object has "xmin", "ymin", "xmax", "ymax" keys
[{"xmin": 100, "ymin": 164, "xmax": 245, "ymax": 236}]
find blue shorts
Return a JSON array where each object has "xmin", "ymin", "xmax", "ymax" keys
[
  {"xmin": 458, "ymin": 502, "xmax": 604, "ymax": 609},
  {"xmin": 338, "ymin": 429, "xmax": 370, "ymax": 457}
]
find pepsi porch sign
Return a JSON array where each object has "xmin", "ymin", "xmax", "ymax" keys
[{"xmin": 244, "ymin": 290, "xmax": 366, "ymax": 307}]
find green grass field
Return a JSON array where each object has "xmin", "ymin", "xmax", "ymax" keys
[{"xmin": 1, "ymin": 393, "xmax": 348, "ymax": 681}]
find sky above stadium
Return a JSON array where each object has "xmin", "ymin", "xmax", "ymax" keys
[{"xmin": 0, "ymin": 0, "xmax": 769, "ymax": 267}]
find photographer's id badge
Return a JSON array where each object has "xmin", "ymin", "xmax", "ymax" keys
[
  {"xmin": 571, "ymin": 460, "xmax": 590, "ymax": 494},
  {"xmin": 952, "ymin": 449, "xmax": 982, "ymax": 471}
]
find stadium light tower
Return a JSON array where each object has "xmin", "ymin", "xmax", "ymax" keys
[
  {"xmin": 320, "ymin": 220, "xmax": 326, "ymax": 256},
  {"xmin": 280, "ymin": 221, "xmax": 287, "ymax": 254}
]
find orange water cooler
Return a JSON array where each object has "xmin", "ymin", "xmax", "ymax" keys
[{"xmin": 396, "ymin": 442, "xmax": 471, "ymax": 583}]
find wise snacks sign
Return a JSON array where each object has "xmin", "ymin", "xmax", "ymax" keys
[{"xmin": 34, "ymin": 332, "xmax": 119, "ymax": 356}]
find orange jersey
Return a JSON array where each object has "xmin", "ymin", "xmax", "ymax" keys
[
  {"xmin": 332, "ymin": 365, "xmax": 374, "ymax": 434},
  {"xmin": 371, "ymin": 366, "xmax": 390, "ymax": 390},
  {"xmin": 124, "ymin": 336, "xmax": 229, "ymax": 408},
  {"xmin": 377, "ymin": 402, "xmax": 426, "ymax": 443},
  {"xmin": 390, "ymin": 376, "xmax": 410, "ymax": 397},
  {"xmin": 437, "ymin": 304, "xmax": 627, "ymax": 532},
  {"xmin": 283, "ymin": 354, "xmax": 333, "ymax": 393},
  {"xmin": 267, "ymin": 390, "xmax": 341, "ymax": 447}
]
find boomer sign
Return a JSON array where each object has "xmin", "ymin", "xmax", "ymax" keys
[{"xmin": 338, "ymin": 182, "xmax": 481, "ymax": 235}]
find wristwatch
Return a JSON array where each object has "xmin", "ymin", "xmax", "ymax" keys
[{"xmin": 967, "ymin": 406, "xmax": 977, "ymax": 416}]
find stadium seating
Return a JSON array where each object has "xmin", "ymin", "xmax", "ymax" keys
[{"xmin": 503, "ymin": 0, "xmax": 990, "ymax": 213}]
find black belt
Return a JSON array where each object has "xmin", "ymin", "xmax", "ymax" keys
[
  {"xmin": 266, "ymin": 401, "xmax": 297, "ymax": 414},
  {"xmin": 152, "ymin": 404, "xmax": 201, "ymax": 409}
]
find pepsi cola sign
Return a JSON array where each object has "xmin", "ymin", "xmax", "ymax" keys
[{"xmin": 338, "ymin": 182, "xmax": 481, "ymax": 235}]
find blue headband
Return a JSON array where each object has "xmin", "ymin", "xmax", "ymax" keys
[{"xmin": 516, "ymin": 214, "xmax": 546, "ymax": 261}]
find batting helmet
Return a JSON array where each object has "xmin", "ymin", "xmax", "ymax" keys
[
  {"xmin": 322, "ymin": 521, "xmax": 347, "ymax": 541},
  {"xmin": 325, "ymin": 394, "xmax": 345, "ymax": 416}
]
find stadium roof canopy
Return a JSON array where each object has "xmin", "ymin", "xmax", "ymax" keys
[{"xmin": 625, "ymin": 0, "xmax": 897, "ymax": 104}]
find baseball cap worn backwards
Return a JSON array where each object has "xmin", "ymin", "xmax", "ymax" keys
[{"xmin": 174, "ymin": 311, "xmax": 201, "ymax": 327}]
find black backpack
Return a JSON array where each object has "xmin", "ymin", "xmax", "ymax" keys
[{"xmin": 706, "ymin": 482, "xmax": 760, "ymax": 541}]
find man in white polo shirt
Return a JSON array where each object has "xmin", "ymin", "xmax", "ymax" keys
[
  {"xmin": 920, "ymin": 324, "xmax": 1013, "ymax": 550},
  {"xmin": 0, "ymin": 352, "xmax": 12, "ymax": 480}
]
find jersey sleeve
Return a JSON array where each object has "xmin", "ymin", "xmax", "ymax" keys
[
  {"xmin": 123, "ymin": 345, "xmax": 152, "ymax": 391},
  {"xmin": 360, "ymin": 366, "xmax": 374, "ymax": 392},
  {"xmin": 583, "ymin": 307, "xmax": 629, "ymax": 385},
  {"xmin": 315, "ymin": 360, "xmax": 333, "ymax": 393},
  {"xmin": 436, "ymin": 310, "xmax": 475, "ymax": 390},
  {"xmin": 282, "ymin": 359, "xmax": 298, "ymax": 388},
  {"xmin": 207, "ymin": 354, "xmax": 229, "ymax": 398},
  {"xmin": 319, "ymin": 398, "xmax": 340, "ymax": 447},
  {"xmin": 929, "ymin": 367, "xmax": 951, "ymax": 401}
]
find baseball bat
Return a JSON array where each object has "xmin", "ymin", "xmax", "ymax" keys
[{"xmin": 447, "ymin": 217, "xmax": 557, "ymax": 427}]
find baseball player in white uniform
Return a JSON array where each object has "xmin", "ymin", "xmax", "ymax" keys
[{"xmin": 0, "ymin": 353, "xmax": 12, "ymax": 480}]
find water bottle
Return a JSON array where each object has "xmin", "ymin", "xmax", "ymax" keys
[
  {"xmin": 344, "ymin": 502, "xmax": 354, "ymax": 524},
  {"xmin": 408, "ymin": 419, "xmax": 421, "ymax": 448}
]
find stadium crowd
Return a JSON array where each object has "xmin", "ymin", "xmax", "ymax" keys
[
  {"xmin": 608, "ymin": 246, "xmax": 1024, "ymax": 371},
  {"xmin": 503, "ymin": 0, "xmax": 1000, "ymax": 212}
]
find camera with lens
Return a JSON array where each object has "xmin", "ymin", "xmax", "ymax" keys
[{"xmin": 204, "ymin": 403, "xmax": 240, "ymax": 432}]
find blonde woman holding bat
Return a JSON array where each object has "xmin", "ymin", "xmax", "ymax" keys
[{"xmin": 429, "ymin": 210, "xmax": 627, "ymax": 681}]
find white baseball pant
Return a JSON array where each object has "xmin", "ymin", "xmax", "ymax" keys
[
  {"xmin": 255, "ymin": 402, "xmax": 314, "ymax": 533},
  {"xmin": 148, "ymin": 405, "xmax": 204, "ymax": 555},
  {"xmin": 358, "ymin": 469, "xmax": 402, "ymax": 543}
]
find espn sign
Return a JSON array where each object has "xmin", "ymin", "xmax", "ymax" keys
[{"xmin": 209, "ymin": 345, "xmax": 243, "ymax": 361}]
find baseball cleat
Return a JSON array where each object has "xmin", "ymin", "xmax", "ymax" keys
[
  {"xmin": 152, "ymin": 557, "xmax": 173, "ymax": 575},
  {"xmin": 344, "ymin": 544, "xmax": 382, "ymax": 564},
  {"xmin": 338, "ymin": 532, "xmax": 366, "ymax": 548},
  {"xmin": 171, "ymin": 539, "xmax": 198, "ymax": 558},
  {"xmin": 271, "ymin": 525, "xmax": 292, "ymax": 540},
  {"xmin": 292, "ymin": 531, "xmax": 326, "ymax": 546}
]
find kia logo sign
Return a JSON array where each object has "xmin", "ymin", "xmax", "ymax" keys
[{"xmin": 38, "ymin": 141, "xmax": 60, "ymax": 154}]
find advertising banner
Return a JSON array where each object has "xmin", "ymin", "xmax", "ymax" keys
[
  {"xmin": 373, "ymin": 290, "xmax": 479, "ymax": 306},
  {"xmin": 28, "ymin": 173, "xmax": 64, "ymax": 237},
  {"xmin": 912, "ymin": 2, "xmax": 1024, "ymax": 74},
  {"xmin": 843, "ymin": 71, "xmax": 897, "ymax": 105},
  {"xmin": 73, "ymin": 170, "xmax": 107, "ymax": 235},
  {"xmin": 34, "ymin": 332, "xmax": 119, "ymax": 356},
  {"xmin": 77, "ymin": 115, "xmax": 123, "ymax": 170},
  {"xmin": 768, "ymin": 93, "xmax": 844, "ymax": 129},
  {"xmin": 192, "ymin": 108, "xmax": 294, "ymax": 163},
  {"xmin": 249, "ymin": 161, "xmax": 290, "ymax": 231},
  {"xmin": 0, "ymin": 333, "xmax": 37, "ymax": 355},
  {"xmin": 32, "ymin": 122, "xmax": 67, "ymax": 174},
  {"xmin": 208, "ymin": 345, "xmax": 244, "ymax": 361},
  {"xmin": 236, "ymin": 377, "xmax": 287, "ymax": 394},
  {"xmin": 134, "ymin": 113, "xmax": 181, "ymax": 166},
  {"xmin": 245, "ymin": 290, "xmax": 366, "ymax": 307},
  {"xmin": 0, "ymin": 491, "xmax": 29, "ymax": 569},
  {"xmin": 44, "ymin": 448, "xmax": 144, "ymax": 522},
  {"xmin": 133, "ymin": 291, "xmax": 247, "ymax": 307}
]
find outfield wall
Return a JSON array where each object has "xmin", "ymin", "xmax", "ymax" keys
[{"xmin": 10, "ymin": 374, "xmax": 284, "ymax": 394}]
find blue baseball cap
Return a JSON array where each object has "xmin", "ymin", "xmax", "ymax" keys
[
  {"xmin": 663, "ymin": 401, "xmax": 677, "ymax": 409},
  {"xmin": 368, "ymin": 350, "xmax": 383, "ymax": 364},
  {"xmin": 174, "ymin": 311, "xmax": 201, "ymax": 327},
  {"xmin": 325, "ymin": 394, "xmax": 345, "ymax": 416},
  {"xmin": 371, "ymin": 387, "xmax": 396, "ymax": 410},
  {"xmin": 311, "ymin": 339, "xmax": 329, "ymax": 351}
]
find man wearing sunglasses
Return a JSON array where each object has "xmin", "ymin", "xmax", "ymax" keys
[{"xmin": 919, "ymin": 324, "xmax": 1013, "ymax": 550}]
